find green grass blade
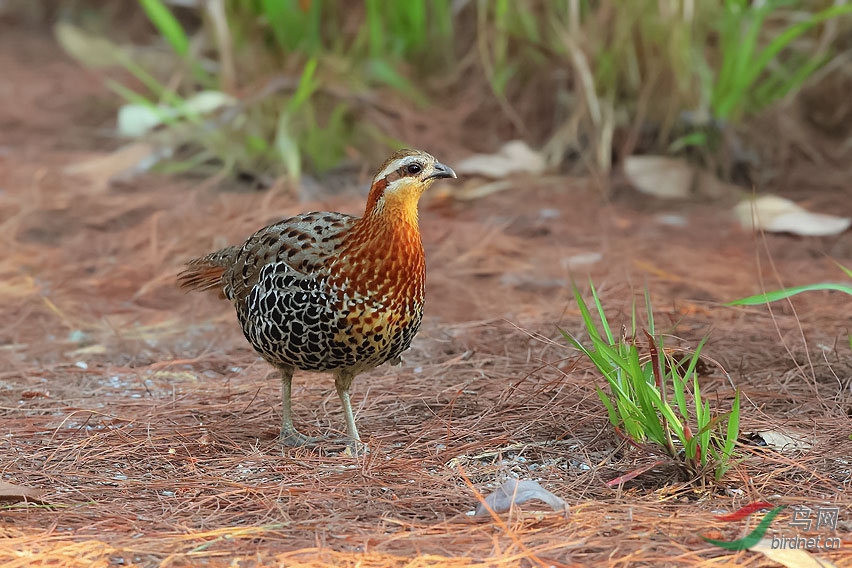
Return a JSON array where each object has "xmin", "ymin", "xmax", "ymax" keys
[
  {"xmin": 679, "ymin": 337, "xmax": 708, "ymax": 382},
  {"xmin": 747, "ymin": 4, "xmax": 852, "ymax": 93},
  {"xmin": 572, "ymin": 282, "xmax": 604, "ymax": 345},
  {"xmin": 139, "ymin": 0, "xmax": 189, "ymax": 57},
  {"xmin": 591, "ymin": 281, "xmax": 615, "ymax": 344},
  {"xmin": 693, "ymin": 373, "xmax": 704, "ymax": 426},
  {"xmin": 559, "ymin": 328, "xmax": 589, "ymax": 354},
  {"xmin": 400, "ymin": 0, "xmax": 426, "ymax": 53},
  {"xmin": 275, "ymin": 113, "xmax": 301, "ymax": 180},
  {"xmin": 592, "ymin": 339, "xmax": 640, "ymax": 380},
  {"xmin": 287, "ymin": 58, "xmax": 319, "ymax": 113},
  {"xmin": 261, "ymin": 0, "xmax": 295, "ymax": 51},
  {"xmin": 671, "ymin": 359, "xmax": 689, "ymax": 420},
  {"xmin": 713, "ymin": 5, "xmax": 739, "ymax": 112},
  {"xmin": 595, "ymin": 385, "xmax": 620, "ymax": 426},
  {"xmin": 723, "ymin": 390, "xmax": 740, "ymax": 460},
  {"xmin": 669, "ymin": 131, "xmax": 708, "ymax": 152},
  {"xmin": 833, "ymin": 261, "xmax": 852, "ymax": 280},
  {"xmin": 106, "ymin": 47, "xmax": 182, "ymax": 105},
  {"xmin": 694, "ymin": 377, "xmax": 712, "ymax": 466},
  {"xmin": 753, "ymin": 53, "xmax": 825, "ymax": 110},
  {"xmin": 647, "ymin": 382, "xmax": 683, "ymax": 436},
  {"xmin": 714, "ymin": 1, "xmax": 773, "ymax": 120},
  {"xmin": 107, "ymin": 79, "xmax": 156, "ymax": 107},
  {"xmin": 625, "ymin": 345, "xmax": 646, "ymax": 390},
  {"xmin": 644, "ymin": 288, "xmax": 655, "ymax": 335},
  {"xmin": 729, "ymin": 2, "xmax": 771, "ymax": 105},
  {"xmin": 630, "ymin": 297, "xmax": 638, "ymax": 338},
  {"xmin": 365, "ymin": 0, "xmax": 383, "ymax": 59},
  {"xmin": 561, "ymin": 329, "xmax": 616, "ymax": 379},
  {"xmin": 625, "ymin": 361, "xmax": 667, "ymax": 443},
  {"xmin": 727, "ymin": 283, "xmax": 852, "ymax": 306}
]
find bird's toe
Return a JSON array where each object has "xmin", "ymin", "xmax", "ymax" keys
[{"xmin": 280, "ymin": 428, "xmax": 323, "ymax": 448}]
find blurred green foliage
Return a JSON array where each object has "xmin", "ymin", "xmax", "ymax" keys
[{"xmin": 55, "ymin": 0, "xmax": 852, "ymax": 185}]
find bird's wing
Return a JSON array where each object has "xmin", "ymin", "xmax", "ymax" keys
[{"xmin": 224, "ymin": 212, "xmax": 357, "ymax": 302}]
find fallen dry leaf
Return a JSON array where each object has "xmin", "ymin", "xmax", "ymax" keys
[
  {"xmin": 624, "ymin": 155, "xmax": 694, "ymax": 198},
  {"xmin": 734, "ymin": 195, "xmax": 851, "ymax": 236},
  {"xmin": 748, "ymin": 431, "xmax": 814, "ymax": 452},
  {"xmin": 65, "ymin": 143, "xmax": 168, "ymax": 192},
  {"xmin": 750, "ymin": 538, "xmax": 837, "ymax": 568},
  {"xmin": 0, "ymin": 481, "xmax": 44, "ymax": 502},
  {"xmin": 455, "ymin": 141, "xmax": 546, "ymax": 178},
  {"xmin": 473, "ymin": 478, "xmax": 568, "ymax": 516}
]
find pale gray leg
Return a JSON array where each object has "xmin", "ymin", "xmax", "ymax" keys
[
  {"xmin": 278, "ymin": 365, "xmax": 320, "ymax": 447},
  {"xmin": 334, "ymin": 369, "xmax": 363, "ymax": 447}
]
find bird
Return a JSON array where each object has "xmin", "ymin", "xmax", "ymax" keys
[{"xmin": 178, "ymin": 149, "xmax": 456, "ymax": 449}]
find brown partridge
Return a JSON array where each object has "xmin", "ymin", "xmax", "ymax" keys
[{"xmin": 178, "ymin": 149, "xmax": 456, "ymax": 448}]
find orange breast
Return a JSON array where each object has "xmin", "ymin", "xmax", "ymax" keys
[
  {"xmin": 328, "ymin": 217, "xmax": 425, "ymax": 308},
  {"xmin": 324, "ymin": 217, "xmax": 425, "ymax": 364}
]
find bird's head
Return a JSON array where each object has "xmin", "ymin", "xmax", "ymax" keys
[{"xmin": 363, "ymin": 149, "xmax": 456, "ymax": 225}]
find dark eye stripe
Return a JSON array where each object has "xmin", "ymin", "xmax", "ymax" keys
[{"xmin": 382, "ymin": 161, "xmax": 425, "ymax": 186}]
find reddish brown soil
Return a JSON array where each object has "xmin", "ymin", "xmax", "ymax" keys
[{"xmin": 1, "ymin": 26, "xmax": 851, "ymax": 568}]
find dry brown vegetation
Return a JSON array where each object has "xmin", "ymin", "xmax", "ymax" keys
[{"xmin": 1, "ymin": 20, "xmax": 851, "ymax": 568}]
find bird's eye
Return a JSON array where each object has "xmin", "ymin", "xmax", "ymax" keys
[{"xmin": 405, "ymin": 163, "xmax": 422, "ymax": 175}]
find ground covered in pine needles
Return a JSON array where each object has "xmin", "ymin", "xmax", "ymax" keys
[{"xmin": 1, "ymin": 26, "xmax": 851, "ymax": 568}]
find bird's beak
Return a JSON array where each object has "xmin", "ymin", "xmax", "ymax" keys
[{"xmin": 426, "ymin": 162, "xmax": 457, "ymax": 181}]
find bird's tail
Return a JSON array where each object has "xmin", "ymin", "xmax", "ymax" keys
[{"xmin": 177, "ymin": 247, "xmax": 239, "ymax": 294}]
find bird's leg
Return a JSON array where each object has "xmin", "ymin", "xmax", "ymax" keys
[
  {"xmin": 334, "ymin": 369, "xmax": 366, "ymax": 452},
  {"xmin": 278, "ymin": 365, "xmax": 320, "ymax": 447}
]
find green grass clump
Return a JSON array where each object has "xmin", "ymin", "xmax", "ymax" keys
[
  {"xmin": 564, "ymin": 282, "xmax": 739, "ymax": 483},
  {"xmin": 675, "ymin": 0, "xmax": 852, "ymax": 155},
  {"xmin": 441, "ymin": 0, "xmax": 850, "ymax": 174},
  {"xmin": 473, "ymin": 0, "xmax": 711, "ymax": 171},
  {"xmin": 710, "ymin": 0, "xmax": 852, "ymax": 124}
]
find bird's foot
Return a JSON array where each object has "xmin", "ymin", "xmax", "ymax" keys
[
  {"xmin": 279, "ymin": 428, "xmax": 368, "ymax": 456},
  {"xmin": 279, "ymin": 427, "xmax": 323, "ymax": 448},
  {"xmin": 319, "ymin": 435, "xmax": 369, "ymax": 456}
]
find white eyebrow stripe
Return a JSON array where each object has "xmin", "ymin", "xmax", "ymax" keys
[{"xmin": 376, "ymin": 155, "xmax": 427, "ymax": 181}]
